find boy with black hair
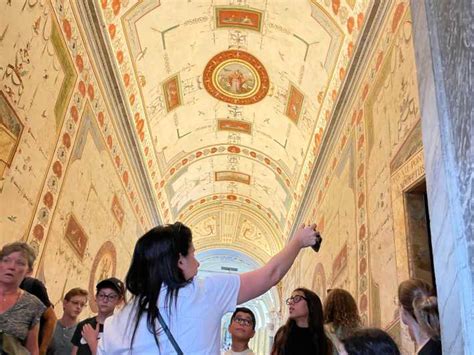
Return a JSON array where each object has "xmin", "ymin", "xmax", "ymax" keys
[
  {"xmin": 225, "ymin": 307, "xmax": 256, "ymax": 355},
  {"xmin": 71, "ymin": 278, "xmax": 125, "ymax": 355}
]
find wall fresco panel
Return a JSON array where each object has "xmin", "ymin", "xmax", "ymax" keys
[
  {"xmin": 39, "ymin": 107, "xmax": 140, "ymax": 314},
  {"xmin": 0, "ymin": 1, "xmax": 74, "ymax": 244}
]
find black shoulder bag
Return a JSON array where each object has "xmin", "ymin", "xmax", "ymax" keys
[{"xmin": 157, "ymin": 313, "xmax": 184, "ymax": 355}]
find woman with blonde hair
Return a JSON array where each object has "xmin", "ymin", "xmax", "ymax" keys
[
  {"xmin": 323, "ymin": 288, "xmax": 361, "ymax": 354},
  {"xmin": 398, "ymin": 279, "xmax": 441, "ymax": 354}
]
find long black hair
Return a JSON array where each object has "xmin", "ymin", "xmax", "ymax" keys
[
  {"xmin": 272, "ymin": 287, "xmax": 331, "ymax": 355},
  {"xmin": 126, "ymin": 222, "xmax": 193, "ymax": 349}
]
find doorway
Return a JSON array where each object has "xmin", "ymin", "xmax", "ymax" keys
[{"xmin": 404, "ymin": 180, "xmax": 437, "ymax": 289}]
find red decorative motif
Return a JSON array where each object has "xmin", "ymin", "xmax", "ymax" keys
[
  {"xmin": 357, "ymin": 13, "xmax": 364, "ymax": 29},
  {"xmin": 33, "ymin": 224, "xmax": 44, "ymax": 241},
  {"xmin": 87, "ymin": 84, "xmax": 94, "ymax": 100},
  {"xmin": 63, "ymin": 19, "xmax": 72, "ymax": 40},
  {"xmin": 78, "ymin": 81, "xmax": 86, "ymax": 97},
  {"xmin": 285, "ymin": 85, "xmax": 304, "ymax": 123},
  {"xmin": 203, "ymin": 50, "xmax": 269, "ymax": 105},
  {"xmin": 70, "ymin": 106, "xmax": 79, "ymax": 122},
  {"xmin": 332, "ymin": 0, "xmax": 340, "ymax": 15},
  {"xmin": 162, "ymin": 75, "xmax": 182, "ymax": 112},
  {"xmin": 108, "ymin": 24, "xmax": 116, "ymax": 39},
  {"xmin": 116, "ymin": 51, "xmax": 124, "ymax": 64},
  {"xmin": 52, "ymin": 161, "xmax": 62, "ymax": 178},
  {"xmin": 43, "ymin": 192, "xmax": 54, "ymax": 209},
  {"xmin": 392, "ymin": 3, "xmax": 405, "ymax": 33},
  {"xmin": 347, "ymin": 16, "xmax": 355, "ymax": 34},
  {"xmin": 347, "ymin": 42, "xmax": 354, "ymax": 58},
  {"xmin": 227, "ymin": 146, "xmax": 240, "ymax": 153},
  {"xmin": 112, "ymin": 0, "xmax": 121, "ymax": 16},
  {"xmin": 65, "ymin": 214, "xmax": 88, "ymax": 259},
  {"xmin": 215, "ymin": 7, "xmax": 263, "ymax": 32},
  {"xmin": 218, "ymin": 119, "xmax": 252, "ymax": 134},
  {"xmin": 62, "ymin": 133, "xmax": 71, "ymax": 148},
  {"xmin": 75, "ymin": 55, "xmax": 84, "ymax": 72}
]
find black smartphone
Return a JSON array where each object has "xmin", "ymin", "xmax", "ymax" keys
[{"xmin": 311, "ymin": 232, "xmax": 322, "ymax": 252}]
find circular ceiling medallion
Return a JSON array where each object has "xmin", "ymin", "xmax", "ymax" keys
[{"xmin": 203, "ymin": 50, "xmax": 269, "ymax": 105}]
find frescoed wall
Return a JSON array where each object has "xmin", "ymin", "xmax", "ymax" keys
[
  {"xmin": 0, "ymin": 1, "xmax": 149, "ymax": 317},
  {"xmin": 279, "ymin": 3, "xmax": 424, "ymax": 353},
  {"xmin": 0, "ymin": 0, "xmax": 446, "ymax": 353}
]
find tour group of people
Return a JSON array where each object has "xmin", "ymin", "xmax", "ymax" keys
[{"xmin": 0, "ymin": 222, "xmax": 442, "ymax": 354}]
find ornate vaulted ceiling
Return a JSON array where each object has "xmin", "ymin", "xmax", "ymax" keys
[{"xmin": 76, "ymin": 0, "xmax": 372, "ymax": 261}]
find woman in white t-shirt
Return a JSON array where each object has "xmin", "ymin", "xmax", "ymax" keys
[{"xmin": 98, "ymin": 222, "xmax": 320, "ymax": 355}]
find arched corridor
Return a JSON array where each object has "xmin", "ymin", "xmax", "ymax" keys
[{"xmin": 0, "ymin": 0, "xmax": 472, "ymax": 354}]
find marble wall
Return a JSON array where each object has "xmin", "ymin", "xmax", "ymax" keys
[{"xmin": 411, "ymin": 0, "xmax": 473, "ymax": 353}]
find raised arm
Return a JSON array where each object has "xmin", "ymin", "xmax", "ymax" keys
[{"xmin": 238, "ymin": 224, "xmax": 319, "ymax": 304}]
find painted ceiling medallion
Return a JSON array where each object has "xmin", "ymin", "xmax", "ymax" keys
[{"xmin": 203, "ymin": 50, "xmax": 269, "ymax": 105}]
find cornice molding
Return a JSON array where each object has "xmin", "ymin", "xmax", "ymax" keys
[{"xmin": 75, "ymin": 0, "xmax": 161, "ymax": 225}]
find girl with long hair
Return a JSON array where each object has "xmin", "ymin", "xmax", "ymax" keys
[
  {"xmin": 98, "ymin": 222, "xmax": 320, "ymax": 354},
  {"xmin": 323, "ymin": 288, "xmax": 361, "ymax": 354},
  {"xmin": 398, "ymin": 279, "xmax": 441, "ymax": 355},
  {"xmin": 271, "ymin": 287, "xmax": 331, "ymax": 355}
]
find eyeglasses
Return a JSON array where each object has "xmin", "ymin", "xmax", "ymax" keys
[
  {"xmin": 70, "ymin": 300, "xmax": 87, "ymax": 308},
  {"xmin": 97, "ymin": 292, "xmax": 118, "ymax": 302},
  {"xmin": 233, "ymin": 317, "xmax": 253, "ymax": 327},
  {"xmin": 285, "ymin": 295, "xmax": 307, "ymax": 305}
]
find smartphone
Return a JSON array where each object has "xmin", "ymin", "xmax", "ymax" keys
[{"xmin": 311, "ymin": 232, "xmax": 322, "ymax": 252}]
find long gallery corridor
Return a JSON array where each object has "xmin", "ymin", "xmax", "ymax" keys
[{"xmin": 0, "ymin": 0, "xmax": 472, "ymax": 354}]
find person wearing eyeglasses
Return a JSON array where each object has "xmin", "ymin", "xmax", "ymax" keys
[
  {"xmin": 71, "ymin": 278, "xmax": 125, "ymax": 355},
  {"xmin": 47, "ymin": 287, "xmax": 88, "ymax": 355},
  {"xmin": 271, "ymin": 288, "xmax": 332, "ymax": 355},
  {"xmin": 224, "ymin": 307, "xmax": 256, "ymax": 355},
  {"xmin": 98, "ymin": 222, "xmax": 321, "ymax": 354}
]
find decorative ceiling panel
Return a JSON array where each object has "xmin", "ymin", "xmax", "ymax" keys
[{"xmin": 86, "ymin": 0, "xmax": 372, "ymax": 247}]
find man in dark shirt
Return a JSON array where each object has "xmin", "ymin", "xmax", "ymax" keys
[
  {"xmin": 20, "ymin": 276, "xmax": 57, "ymax": 355},
  {"xmin": 71, "ymin": 277, "xmax": 125, "ymax": 355}
]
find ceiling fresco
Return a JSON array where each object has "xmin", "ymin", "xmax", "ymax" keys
[{"xmin": 72, "ymin": 0, "xmax": 372, "ymax": 260}]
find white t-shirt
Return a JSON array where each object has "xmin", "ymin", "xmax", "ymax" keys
[{"xmin": 98, "ymin": 274, "xmax": 240, "ymax": 355}]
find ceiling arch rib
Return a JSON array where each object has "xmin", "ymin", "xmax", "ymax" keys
[
  {"xmin": 90, "ymin": 0, "xmax": 372, "ymax": 247},
  {"xmin": 185, "ymin": 202, "xmax": 284, "ymax": 265},
  {"xmin": 179, "ymin": 193, "xmax": 284, "ymax": 237}
]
